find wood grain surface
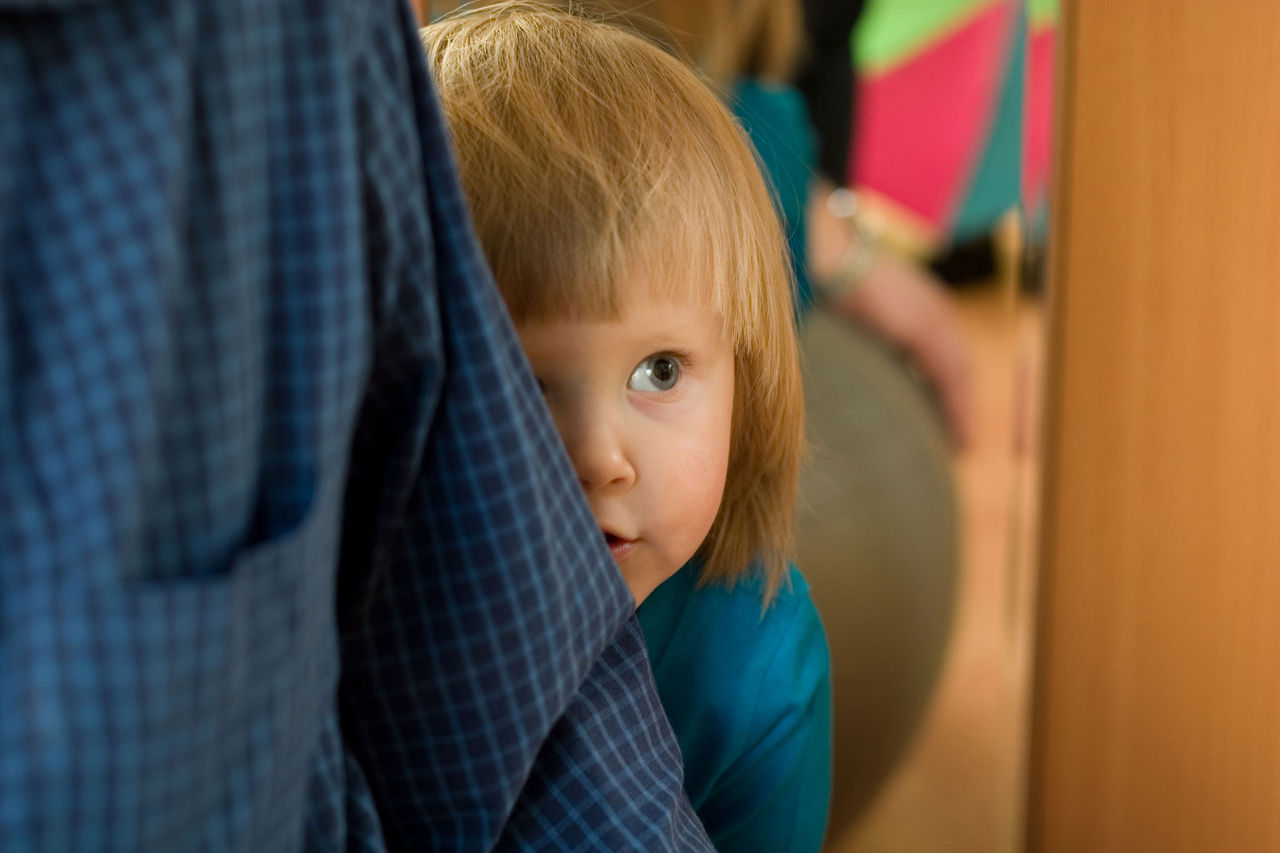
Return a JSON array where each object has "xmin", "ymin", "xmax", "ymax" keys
[{"xmin": 1029, "ymin": 2, "xmax": 1280, "ymax": 850}]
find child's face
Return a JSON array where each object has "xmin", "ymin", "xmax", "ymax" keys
[{"xmin": 517, "ymin": 288, "xmax": 735, "ymax": 606}]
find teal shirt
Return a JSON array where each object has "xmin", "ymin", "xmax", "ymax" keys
[{"xmin": 637, "ymin": 562, "xmax": 833, "ymax": 853}]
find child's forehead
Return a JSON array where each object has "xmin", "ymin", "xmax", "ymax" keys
[
  {"xmin": 613, "ymin": 268, "xmax": 720, "ymax": 308},
  {"xmin": 517, "ymin": 275, "xmax": 734, "ymax": 344},
  {"xmin": 502, "ymin": 227, "xmax": 747, "ymax": 339}
]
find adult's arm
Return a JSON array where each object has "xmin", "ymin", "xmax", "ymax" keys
[{"xmin": 333, "ymin": 5, "xmax": 711, "ymax": 849}]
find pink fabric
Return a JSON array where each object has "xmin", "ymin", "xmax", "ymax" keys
[
  {"xmin": 1022, "ymin": 25, "xmax": 1056, "ymax": 215},
  {"xmin": 850, "ymin": 1, "xmax": 1017, "ymax": 233}
]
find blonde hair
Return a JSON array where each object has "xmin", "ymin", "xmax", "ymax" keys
[{"xmin": 422, "ymin": 2, "xmax": 803, "ymax": 600}]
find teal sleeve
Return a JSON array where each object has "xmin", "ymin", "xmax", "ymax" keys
[
  {"xmin": 638, "ymin": 565, "xmax": 833, "ymax": 853},
  {"xmin": 697, "ymin": 585, "xmax": 832, "ymax": 853}
]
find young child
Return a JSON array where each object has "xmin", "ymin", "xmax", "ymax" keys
[{"xmin": 422, "ymin": 5, "xmax": 831, "ymax": 851}]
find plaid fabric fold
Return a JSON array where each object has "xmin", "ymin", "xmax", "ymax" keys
[{"xmin": 0, "ymin": 2, "xmax": 711, "ymax": 849}]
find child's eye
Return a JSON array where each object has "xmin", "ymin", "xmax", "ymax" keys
[{"xmin": 628, "ymin": 354, "xmax": 681, "ymax": 392}]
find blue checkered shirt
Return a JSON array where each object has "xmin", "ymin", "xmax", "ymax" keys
[{"xmin": 0, "ymin": 1, "xmax": 713, "ymax": 850}]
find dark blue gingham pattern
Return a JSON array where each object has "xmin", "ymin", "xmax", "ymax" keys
[{"xmin": 0, "ymin": 1, "xmax": 712, "ymax": 850}]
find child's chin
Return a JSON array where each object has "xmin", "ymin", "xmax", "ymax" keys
[{"xmin": 621, "ymin": 556, "xmax": 682, "ymax": 607}]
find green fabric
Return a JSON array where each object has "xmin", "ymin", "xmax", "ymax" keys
[
  {"xmin": 1029, "ymin": 0, "xmax": 1059, "ymax": 28},
  {"xmin": 638, "ymin": 562, "xmax": 833, "ymax": 853},
  {"xmin": 730, "ymin": 79, "xmax": 818, "ymax": 318},
  {"xmin": 855, "ymin": 0, "xmax": 990, "ymax": 72}
]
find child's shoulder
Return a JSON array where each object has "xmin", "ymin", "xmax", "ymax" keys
[
  {"xmin": 639, "ymin": 561, "xmax": 827, "ymax": 682},
  {"xmin": 694, "ymin": 561, "xmax": 817, "ymax": 623},
  {"xmin": 637, "ymin": 560, "xmax": 831, "ymax": 810}
]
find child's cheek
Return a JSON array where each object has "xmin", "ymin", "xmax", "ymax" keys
[{"xmin": 659, "ymin": 416, "xmax": 731, "ymax": 535}]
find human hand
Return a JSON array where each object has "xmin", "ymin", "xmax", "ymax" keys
[
  {"xmin": 833, "ymin": 251, "xmax": 972, "ymax": 449},
  {"xmin": 808, "ymin": 183, "xmax": 973, "ymax": 449}
]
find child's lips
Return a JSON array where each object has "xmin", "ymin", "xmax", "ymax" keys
[{"xmin": 603, "ymin": 532, "xmax": 637, "ymax": 562}]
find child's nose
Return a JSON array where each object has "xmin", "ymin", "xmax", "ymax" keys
[{"xmin": 564, "ymin": 411, "xmax": 635, "ymax": 494}]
